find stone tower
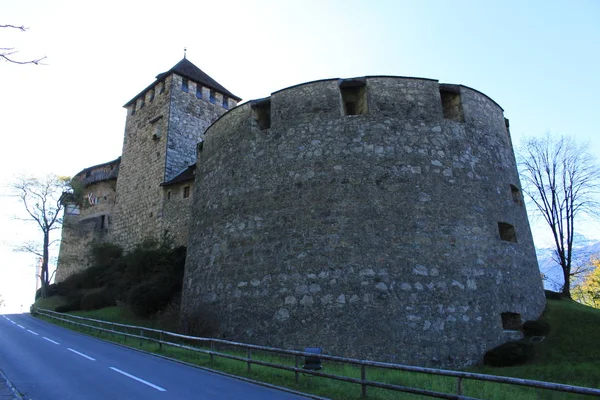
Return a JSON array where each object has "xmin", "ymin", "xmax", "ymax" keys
[
  {"xmin": 181, "ymin": 76, "xmax": 546, "ymax": 367},
  {"xmin": 110, "ymin": 58, "xmax": 240, "ymax": 249}
]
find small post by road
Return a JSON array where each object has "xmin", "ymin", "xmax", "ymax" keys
[
  {"xmin": 456, "ymin": 376, "xmax": 463, "ymax": 395},
  {"xmin": 210, "ymin": 340, "xmax": 214, "ymax": 364},
  {"xmin": 361, "ymin": 364, "xmax": 367, "ymax": 398},
  {"xmin": 159, "ymin": 331, "xmax": 163, "ymax": 351},
  {"xmin": 295, "ymin": 355, "xmax": 299, "ymax": 384},
  {"xmin": 247, "ymin": 349, "xmax": 252, "ymax": 374},
  {"xmin": 140, "ymin": 329, "xmax": 144, "ymax": 347}
]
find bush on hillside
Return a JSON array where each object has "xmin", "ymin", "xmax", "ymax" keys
[
  {"xmin": 179, "ymin": 307, "xmax": 219, "ymax": 337},
  {"xmin": 545, "ymin": 290, "xmax": 562, "ymax": 300},
  {"xmin": 522, "ymin": 320, "xmax": 551, "ymax": 337},
  {"xmin": 80, "ymin": 288, "xmax": 115, "ymax": 311},
  {"xmin": 483, "ymin": 340, "xmax": 534, "ymax": 367}
]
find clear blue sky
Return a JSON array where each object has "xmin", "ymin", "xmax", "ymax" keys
[{"xmin": 1, "ymin": 0, "xmax": 599, "ymax": 310}]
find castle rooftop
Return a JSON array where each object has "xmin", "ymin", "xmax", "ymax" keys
[{"xmin": 124, "ymin": 58, "xmax": 241, "ymax": 107}]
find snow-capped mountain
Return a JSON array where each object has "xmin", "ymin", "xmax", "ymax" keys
[{"xmin": 536, "ymin": 234, "xmax": 600, "ymax": 291}]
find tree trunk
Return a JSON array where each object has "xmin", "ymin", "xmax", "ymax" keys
[
  {"xmin": 562, "ymin": 267, "xmax": 571, "ymax": 299},
  {"xmin": 41, "ymin": 231, "xmax": 50, "ymax": 298}
]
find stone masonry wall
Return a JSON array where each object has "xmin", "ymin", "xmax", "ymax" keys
[
  {"xmin": 56, "ymin": 179, "xmax": 116, "ymax": 281},
  {"xmin": 182, "ymin": 76, "xmax": 546, "ymax": 367},
  {"xmin": 165, "ymin": 74, "xmax": 235, "ymax": 182},
  {"xmin": 161, "ymin": 181, "xmax": 194, "ymax": 247}
]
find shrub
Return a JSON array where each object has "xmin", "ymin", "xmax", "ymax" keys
[
  {"xmin": 483, "ymin": 340, "xmax": 534, "ymax": 367},
  {"xmin": 522, "ymin": 320, "xmax": 551, "ymax": 337},
  {"xmin": 179, "ymin": 307, "xmax": 219, "ymax": 337},
  {"xmin": 80, "ymin": 288, "xmax": 115, "ymax": 311},
  {"xmin": 545, "ymin": 290, "xmax": 562, "ymax": 300},
  {"xmin": 127, "ymin": 275, "xmax": 175, "ymax": 317}
]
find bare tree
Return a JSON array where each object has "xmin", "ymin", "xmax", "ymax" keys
[
  {"xmin": 518, "ymin": 135, "xmax": 600, "ymax": 298},
  {"xmin": 12, "ymin": 175, "xmax": 70, "ymax": 298},
  {"xmin": 1, "ymin": 24, "xmax": 46, "ymax": 65}
]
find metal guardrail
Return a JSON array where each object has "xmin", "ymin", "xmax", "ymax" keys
[{"xmin": 34, "ymin": 307, "xmax": 600, "ymax": 399}]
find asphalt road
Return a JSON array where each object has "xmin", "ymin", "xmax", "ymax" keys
[{"xmin": 0, "ymin": 313, "xmax": 310, "ymax": 400}]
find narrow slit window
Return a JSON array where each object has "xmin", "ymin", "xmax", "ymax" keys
[
  {"xmin": 498, "ymin": 222, "xmax": 517, "ymax": 243},
  {"xmin": 182, "ymin": 78, "xmax": 189, "ymax": 93},
  {"xmin": 223, "ymin": 96, "xmax": 229, "ymax": 109},
  {"xmin": 140, "ymin": 97, "xmax": 145, "ymax": 109},
  {"xmin": 252, "ymin": 99, "xmax": 271, "ymax": 130},
  {"xmin": 510, "ymin": 185, "xmax": 522, "ymax": 206},
  {"xmin": 159, "ymin": 81, "xmax": 165, "ymax": 94},
  {"xmin": 131, "ymin": 104, "xmax": 136, "ymax": 116},
  {"xmin": 439, "ymin": 87, "xmax": 464, "ymax": 122},
  {"xmin": 196, "ymin": 85, "xmax": 202, "ymax": 99},
  {"xmin": 501, "ymin": 312, "xmax": 522, "ymax": 330},
  {"xmin": 167, "ymin": 191, "xmax": 171, "ymax": 200},
  {"xmin": 183, "ymin": 186, "xmax": 190, "ymax": 198},
  {"xmin": 100, "ymin": 215, "xmax": 106, "ymax": 230},
  {"xmin": 209, "ymin": 90, "xmax": 216, "ymax": 104},
  {"xmin": 339, "ymin": 80, "xmax": 368, "ymax": 116},
  {"xmin": 149, "ymin": 90, "xmax": 155, "ymax": 102}
]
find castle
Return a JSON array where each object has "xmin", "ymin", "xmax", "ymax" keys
[{"xmin": 57, "ymin": 58, "xmax": 546, "ymax": 367}]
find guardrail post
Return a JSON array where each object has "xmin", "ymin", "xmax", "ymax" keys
[
  {"xmin": 140, "ymin": 329, "xmax": 144, "ymax": 347},
  {"xmin": 247, "ymin": 349, "xmax": 252, "ymax": 374},
  {"xmin": 159, "ymin": 331, "xmax": 163, "ymax": 351},
  {"xmin": 361, "ymin": 364, "xmax": 367, "ymax": 398},
  {"xmin": 295, "ymin": 355, "xmax": 299, "ymax": 384},
  {"xmin": 456, "ymin": 376, "xmax": 463, "ymax": 395},
  {"xmin": 210, "ymin": 340, "xmax": 214, "ymax": 364}
]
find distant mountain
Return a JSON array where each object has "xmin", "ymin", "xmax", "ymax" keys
[{"xmin": 537, "ymin": 235, "xmax": 600, "ymax": 291}]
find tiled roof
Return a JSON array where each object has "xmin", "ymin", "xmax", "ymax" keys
[
  {"xmin": 124, "ymin": 58, "xmax": 241, "ymax": 106},
  {"xmin": 161, "ymin": 164, "xmax": 196, "ymax": 187}
]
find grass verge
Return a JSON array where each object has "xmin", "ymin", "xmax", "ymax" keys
[{"xmin": 34, "ymin": 299, "xmax": 600, "ymax": 399}]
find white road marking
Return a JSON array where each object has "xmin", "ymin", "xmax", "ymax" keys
[
  {"xmin": 10, "ymin": 321, "xmax": 16, "ymax": 325},
  {"xmin": 16, "ymin": 324, "xmax": 25, "ymax": 329},
  {"xmin": 43, "ymin": 337, "xmax": 60, "ymax": 345},
  {"xmin": 109, "ymin": 367, "xmax": 166, "ymax": 392},
  {"xmin": 27, "ymin": 329, "xmax": 39, "ymax": 336},
  {"xmin": 67, "ymin": 348, "xmax": 96, "ymax": 361}
]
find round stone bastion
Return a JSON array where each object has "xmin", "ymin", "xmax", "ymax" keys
[{"xmin": 181, "ymin": 76, "xmax": 546, "ymax": 367}]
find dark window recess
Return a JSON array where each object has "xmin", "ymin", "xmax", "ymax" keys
[
  {"xmin": 223, "ymin": 96, "xmax": 229, "ymax": 109},
  {"xmin": 167, "ymin": 191, "xmax": 171, "ymax": 200},
  {"xmin": 149, "ymin": 90, "xmax": 155, "ymax": 102},
  {"xmin": 85, "ymin": 170, "xmax": 91, "ymax": 178},
  {"xmin": 498, "ymin": 222, "xmax": 517, "ymax": 243},
  {"xmin": 197, "ymin": 141, "xmax": 204, "ymax": 153},
  {"xmin": 251, "ymin": 98, "xmax": 271, "ymax": 130},
  {"xmin": 182, "ymin": 78, "xmax": 189, "ymax": 93},
  {"xmin": 440, "ymin": 87, "xmax": 464, "ymax": 122},
  {"xmin": 183, "ymin": 186, "xmax": 190, "ymax": 198},
  {"xmin": 209, "ymin": 90, "xmax": 216, "ymax": 104},
  {"xmin": 510, "ymin": 185, "xmax": 522, "ymax": 206},
  {"xmin": 140, "ymin": 98, "xmax": 145, "ymax": 109},
  {"xmin": 159, "ymin": 82, "xmax": 165, "ymax": 94},
  {"xmin": 339, "ymin": 79, "xmax": 368, "ymax": 116},
  {"xmin": 131, "ymin": 104, "xmax": 136, "ymax": 116},
  {"xmin": 100, "ymin": 215, "xmax": 106, "ymax": 230},
  {"xmin": 196, "ymin": 85, "xmax": 202, "ymax": 99},
  {"xmin": 501, "ymin": 312, "xmax": 522, "ymax": 330}
]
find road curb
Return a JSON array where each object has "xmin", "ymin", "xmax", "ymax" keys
[{"xmin": 0, "ymin": 368, "xmax": 24, "ymax": 400}]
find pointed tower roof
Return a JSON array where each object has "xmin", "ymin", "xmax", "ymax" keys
[{"xmin": 124, "ymin": 58, "xmax": 241, "ymax": 106}]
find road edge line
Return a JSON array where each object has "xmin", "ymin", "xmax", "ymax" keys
[{"xmin": 0, "ymin": 368, "xmax": 24, "ymax": 400}]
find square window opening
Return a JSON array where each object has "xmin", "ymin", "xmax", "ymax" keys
[
  {"xmin": 167, "ymin": 190, "xmax": 171, "ymax": 200},
  {"xmin": 252, "ymin": 100, "xmax": 271, "ymax": 130},
  {"xmin": 223, "ymin": 96, "xmax": 229, "ymax": 109},
  {"xmin": 182, "ymin": 78, "xmax": 189, "ymax": 93},
  {"xmin": 440, "ymin": 89, "xmax": 464, "ymax": 122},
  {"xmin": 501, "ymin": 312, "xmax": 522, "ymax": 330},
  {"xmin": 196, "ymin": 85, "xmax": 203, "ymax": 99},
  {"xmin": 340, "ymin": 85, "xmax": 368, "ymax": 116},
  {"xmin": 209, "ymin": 90, "xmax": 216, "ymax": 104},
  {"xmin": 510, "ymin": 184, "xmax": 522, "ymax": 206},
  {"xmin": 498, "ymin": 222, "xmax": 517, "ymax": 243},
  {"xmin": 183, "ymin": 186, "xmax": 190, "ymax": 198}
]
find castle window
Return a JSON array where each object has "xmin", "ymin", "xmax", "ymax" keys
[
  {"xmin": 252, "ymin": 98, "xmax": 271, "ymax": 131},
  {"xmin": 100, "ymin": 215, "xmax": 106, "ymax": 230},
  {"xmin": 183, "ymin": 186, "xmax": 190, "ymax": 199},
  {"xmin": 439, "ymin": 86, "xmax": 465, "ymax": 122},
  {"xmin": 131, "ymin": 104, "xmax": 136, "ymax": 116},
  {"xmin": 339, "ymin": 79, "xmax": 368, "ymax": 116},
  {"xmin": 223, "ymin": 96, "xmax": 229, "ymax": 109},
  {"xmin": 159, "ymin": 81, "xmax": 165, "ymax": 94},
  {"xmin": 510, "ymin": 185, "xmax": 522, "ymax": 206},
  {"xmin": 167, "ymin": 190, "xmax": 171, "ymax": 200},
  {"xmin": 196, "ymin": 85, "xmax": 202, "ymax": 99},
  {"xmin": 498, "ymin": 222, "xmax": 517, "ymax": 243},
  {"xmin": 149, "ymin": 90, "xmax": 155, "ymax": 102},
  {"xmin": 501, "ymin": 312, "xmax": 522, "ymax": 330},
  {"xmin": 182, "ymin": 78, "xmax": 189, "ymax": 93},
  {"xmin": 209, "ymin": 90, "xmax": 216, "ymax": 104},
  {"xmin": 140, "ymin": 97, "xmax": 145, "ymax": 109}
]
